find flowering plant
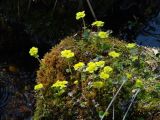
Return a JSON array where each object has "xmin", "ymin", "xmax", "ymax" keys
[
  {"xmin": 34, "ymin": 83, "xmax": 43, "ymax": 90},
  {"xmin": 76, "ymin": 11, "xmax": 86, "ymax": 20},
  {"xmin": 92, "ymin": 21, "xmax": 104, "ymax": 27},
  {"xmin": 61, "ymin": 49, "xmax": 74, "ymax": 58},
  {"xmin": 33, "ymin": 10, "xmax": 159, "ymax": 120},
  {"xmin": 29, "ymin": 47, "xmax": 39, "ymax": 58}
]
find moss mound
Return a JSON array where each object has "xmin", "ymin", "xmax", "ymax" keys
[{"xmin": 34, "ymin": 36, "xmax": 160, "ymax": 120}]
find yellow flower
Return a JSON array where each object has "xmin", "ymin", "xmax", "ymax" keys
[
  {"xmin": 76, "ymin": 11, "xmax": 86, "ymax": 20},
  {"xmin": 92, "ymin": 81, "xmax": 104, "ymax": 89},
  {"xmin": 135, "ymin": 79, "xmax": 143, "ymax": 88},
  {"xmin": 51, "ymin": 80, "xmax": 68, "ymax": 89},
  {"xmin": 131, "ymin": 56, "xmax": 138, "ymax": 61},
  {"xmin": 95, "ymin": 61, "xmax": 105, "ymax": 68},
  {"xmin": 98, "ymin": 31, "xmax": 109, "ymax": 39},
  {"xmin": 61, "ymin": 49, "xmax": 74, "ymax": 58},
  {"xmin": 74, "ymin": 62, "xmax": 85, "ymax": 70},
  {"xmin": 29, "ymin": 47, "xmax": 38, "ymax": 57},
  {"xmin": 126, "ymin": 73, "xmax": 132, "ymax": 79},
  {"xmin": 74, "ymin": 80, "xmax": 78, "ymax": 85},
  {"xmin": 108, "ymin": 51, "xmax": 120, "ymax": 58},
  {"xmin": 99, "ymin": 72, "xmax": 110, "ymax": 80},
  {"xmin": 92, "ymin": 21, "xmax": 104, "ymax": 27},
  {"xmin": 86, "ymin": 62, "xmax": 98, "ymax": 73},
  {"xmin": 126, "ymin": 43, "xmax": 136, "ymax": 49},
  {"xmin": 34, "ymin": 83, "xmax": 43, "ymax": 90},
  {"xmin": 103, "ymin": 66, "xmax": 113, "ymax": 73}
]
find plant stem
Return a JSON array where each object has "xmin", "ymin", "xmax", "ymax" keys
[
  {"xmin": 37, "ymin": 57, "xmax": 42, "ymax": 64},
  {"xmin": 68, "ymin": 61, "xmax": 73, "ymax": 80},
  {"xmin": 52, "ymin": 0, "xmax": 58, "ymax": 15},
  {"xmin": 112, "ymin": 91, "xmax": 115, "ymax": 120},
  {"xmin": 101, "ymin": 80, "xmax": 126, "ymax": 120},
  {"xmin": 36, "ymin": 57, "xmax": 46, "ymax": 68},
  {"xmin": 81, "ymin": 72, "xmax": 84, "ymax": 92},
  {"xmin": 122, "ymin": 89, "xmax": 140, "ymax": 120},
  {"xmin": 82, "ymin": 18, "xmax": 86, "ymax": 30},
  {"xmin": 112, "ymin": 103, "xmax": 115, "ymax": 120}
]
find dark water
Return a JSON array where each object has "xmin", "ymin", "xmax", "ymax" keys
[
  {"xmin": 136, "ymin": 12, "xmax": 160, "ymax": 48},
  {"xmin": 0, "ymin": 15, "xmax": 49, "ymax": 119},
  {"xmin": 0, "ymin": 63, "xmax": 35, "ymax": 120}
]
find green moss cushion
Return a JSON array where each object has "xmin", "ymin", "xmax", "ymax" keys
[{"xmin": 34, "ymin": 36, "xmax": 160, "ymax": 120}]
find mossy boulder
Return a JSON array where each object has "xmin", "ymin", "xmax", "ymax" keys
[{"xmin": 34, "ymin": 36, "xmax": 160, "ymax": 120}]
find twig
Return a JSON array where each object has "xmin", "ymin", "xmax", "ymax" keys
[
  {"xmin": 86, "ymin": 0, "xmax": 97, "ymax": 20},
  {"xmin": 101, "ymin": 80, "xmax": 126, "ymax": 120},
  {"xmin": 122, "ymin": 89, "xmax": 140, "ymax": 120},
  {"xmin": 112, "ymin": 97, "xmax": 115, "ymax": 120},
  {"xmin": 112, "ymin": 88, "xmax": 115, "ymax": 120},
  {"xmin": 27, "ymin": 0, "xmax": 32, "ymax": 13},
  {"xmin": 52, "ymin": 0, "xmax": 58, "ymax": 16}
]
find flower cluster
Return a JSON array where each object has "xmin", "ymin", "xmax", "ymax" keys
[
  {"xmin": 34, "ymin": 83, "xmax": 43, "ymax": 90},
  {"xmin": 131, "ymin": 56, "xmax": 138, "ymax": 61},
  {"xmin": 98, "ymin": 31, "xmax": 109, "ymax": 39},
  {"xmin": 75, "ymin": 11, "xmax": 111, "ymax": 40},
  {"xmin": 51, "ymin": 80, "xmax": 68, "ymax": 89},
  {"xmin": 61, "ymin": 49, "xmax": 74, "ymax": 58},
  {"xmin": 108, "ymin": 51, "xmax": 120, "ymax": 58},
  {"xmin": 126, "ymin": 43, "xmax": 136, "ymax": 49},
  {"xmin": 92, "ymin": 81, "xmax": 104, "ymax": 89},
  {"xmin": 95, "ymin": 61, "xmax": 105, "ymax": 68},
  {"xmin": 99, "ymin": 72, "xmax": 110, "ymax": 80},
  {"xmin": 74, "ymin": 62, "xmax": 85, "ymax": 71},
  {"xmin": 92, "ymin": 21, "xmax": 104, "ymax": 27},
  {"xmin": 74, "ymin": 80, "xmax": 78, "ymax": 85},
  {"xmin": 73, "ymin": 59, "xmax": 113, "ymax": 81},
  {"xmin": 126, "ymin": 73, "xmax": 132, "ymax": 79},
  {"xmin": 32, "ymin": 9, "xmax": 157, "ymax": 119},
  {"xmin": 103, "ymin": 66, "xmax": 113, "ymax": 73},
  {"xmin": 72, "ymin": 55, "xmax": 113, "ymax": 81},
  {"xmin": 29, "ymin": 47, "xmax": 39, "ymax": 58},
  {"xmin": 86, "ymin": 62, "xmax": 98, "ymax": 73},
  {"xmin": 98, "ymin": 66, "xmax": 113, "ymax": 80},
  {"xmin": 76, "ymin": 11, "xmax": 85, "ymax": 20},
  {"xmin": 135, "ymin": 79, "xmax": 143, "ymax": 88}
]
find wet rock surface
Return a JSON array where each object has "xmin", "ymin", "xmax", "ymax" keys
[{"xmin": 136, "ymin": 11, "xmax": 160, "ymax": 47}]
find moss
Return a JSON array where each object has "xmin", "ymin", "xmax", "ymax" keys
[{"xmin": 34, "ymin": 36, "xmax": 159, "ymax": 120}]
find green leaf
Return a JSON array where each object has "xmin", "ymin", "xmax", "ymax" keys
[
  {"xmin": 135, "ymin": 79, "xmax": 143, "ymax": 88},
  {"xmin": 101, "ymin": 43, "xmax": 111, "ymax": 51},
  {"xmin": 98, "ymin": 111, "xmax": 109, "ymax": 119},
  {"xmin": 155, "ymin": 83, "xmax": 160, "ymax": 91},
  {"xmin": 82, "ymin": 29, "xmax": 90, "ymax": 40}
]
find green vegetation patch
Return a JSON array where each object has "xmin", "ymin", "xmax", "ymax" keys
[{"xmin": 32, "ymin": 11, "xmax": 160, "ymax": 120}]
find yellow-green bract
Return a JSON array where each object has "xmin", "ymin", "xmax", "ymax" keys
[
  {"xmin": 108, "ymin": 51, "xmax": 120, "ymax": 58},
  {"xmin": 92, "ymin": 21, "xmax": 104, "ymax": 27},
  {"xmin": 76, "ymin": 11, "xmax": 86, "ymax": 20},
  {"xmin": 34, "ymin": 83, "xmax": 43, "ymax": 90},
  {"xmin": 98, "ymin": 31, "xmax": 109, "ymax": 38},
  {"xmin": 74, "ymin": 62, "xmax": 85, "ymax": 70},
  {"xmin": 29, "ymin": 47, "xmax": 38, "ymax": 57},
  {"xmin": 61, "ymin": 49, "xmax": 74, "ymax": 58},
  {"xmin": 99, "ymin": 72, "xmax": 110, "ymax": 80},
  {"xmin": 51, "ymin": 80, "xmax": 68, "ymax": 89}
]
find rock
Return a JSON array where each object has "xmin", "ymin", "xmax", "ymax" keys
[{"xmin": 34, "ymin": 36, "xmax": 159, "ymax": 119}]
